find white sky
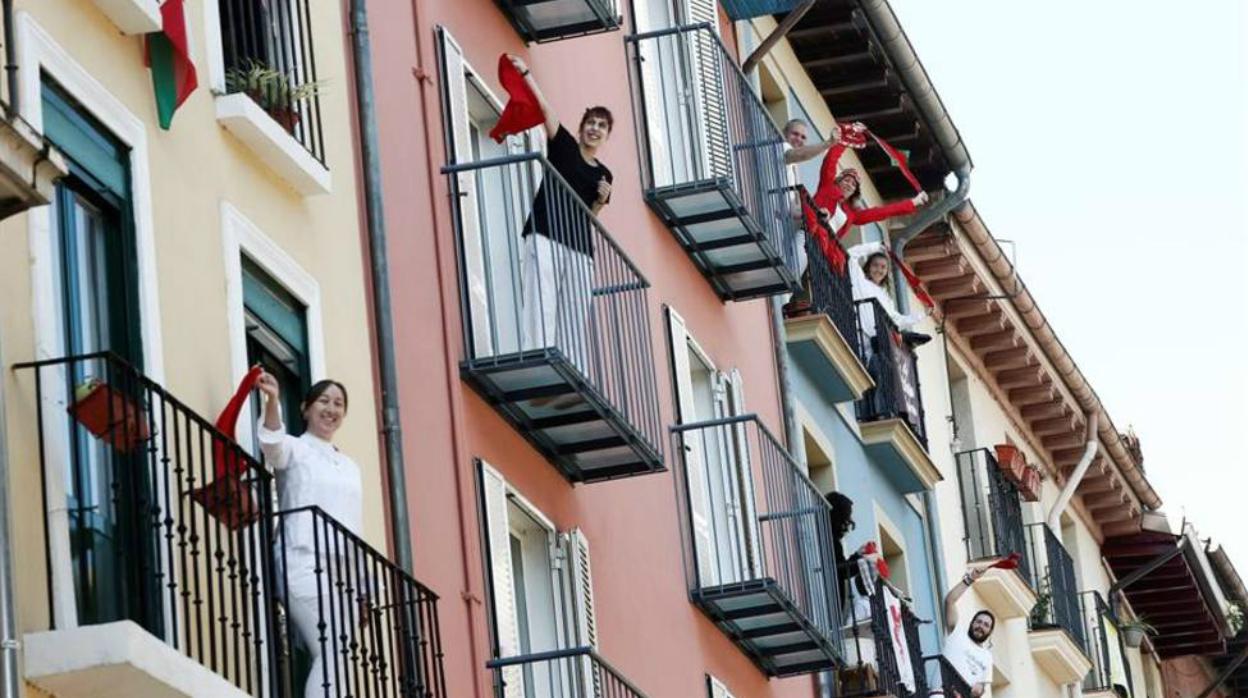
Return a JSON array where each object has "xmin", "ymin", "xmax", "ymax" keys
[{"xmin": 888, "ymin": 1, "xmax": 1248, "ymax": 573}]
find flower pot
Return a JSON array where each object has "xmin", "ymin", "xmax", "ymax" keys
[
  {"xmin": 1019, "ymin": 465, "xmax": 1043, "ymax": 502},
  {"xmin": 1122, "ymin": 626, "xmax": 1147, "ymax": 649},
  {"xmin": 994, "ymin": 444, "xmax": 1026, "ymax": 485},
  {"xmin": 68, "ymin": 378, "xmax": 151, "ymax": 453},
  {"xmin": 268, "ymin": 107, "xmax": 301, "ymax": 133}
]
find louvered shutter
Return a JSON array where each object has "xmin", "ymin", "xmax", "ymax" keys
[
  {"xmin": 682, "ymin": 0, "xmax": 731, "ymax": 182},
  {"xmin": 728, "ymin": 369, "xmax": 763, "ymax": 579},
  {"xmin": 711, "ymin": 371, "xmax": 747, "ymax": 582},
  {"xmin": 438, "ymin": 27, "xmax": 493, "ymax": 358},
  {"xmin": 566, "ymin": 528, "xmax": 599, "ymax": 697},
  {"xmin": 480, "ymin": 462, "xmax": 524, "ymax": 698},
  {"xmin": 668, "ymin": 308, "xmax": 716, "ymax": 586}
]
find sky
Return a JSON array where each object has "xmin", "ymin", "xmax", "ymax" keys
[{"xmin": 887, "ymin": 1, "xmax": 1248, "ymax": 573}]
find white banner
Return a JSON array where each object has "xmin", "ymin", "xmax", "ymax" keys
[{"xmin": 884, "ymin": 586, "xmax": 916, "ymax": 692}]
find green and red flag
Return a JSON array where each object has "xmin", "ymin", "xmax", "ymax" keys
[{"xmin": 145, "ymin": 0, "xmax": 198, "ymax": 130}]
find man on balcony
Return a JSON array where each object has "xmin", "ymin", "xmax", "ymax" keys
[
  {"xmin": 780, "ymin": 118, "xmax": 836, "ymax": 308},
  {"xmin": 508, "ymin": 56, "xmax": 613, "ymax": 398},
  {"xmin": 943, "ymin": 567, "xmax": 995, "ymax": 697}
]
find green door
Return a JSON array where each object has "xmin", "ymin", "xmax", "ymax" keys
[{"xmin": 43, "ymin": 80, "xmax": 154, "ymax": 630}]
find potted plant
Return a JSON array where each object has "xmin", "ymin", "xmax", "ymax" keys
[
  {"xmin": 994, "ymin": 443, "xmax": 1026, "ymax": 485},
  {"xmin": 1227, "ymin": 602, "xmax": 1244, "ymax": 637},
  {"xmin": 1119, "ymin": 618, "xmax": 1156, "ymax": 649},
  {"xmin": 1019, "ymin": 464, "xmax": 1043, "ymax": 502},
  {"xmin": 225, "ymin": 60, "xmax": 324, "ymax": 132}
]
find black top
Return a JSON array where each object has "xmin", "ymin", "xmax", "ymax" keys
[
  {"xmin": 523, "ymin": 125, "xmax": 613, "ymax": 256},
  {"xmin": 833, "ymin": 535, "xmax": 865, "ymax": 612}
]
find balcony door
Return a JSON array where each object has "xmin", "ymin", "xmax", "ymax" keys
[
  {"xmin": 668, "ymin": 308, "xmax": 761, "ymax": 587},
  {"xmin": 42, "ymin": 80, "xmax": 153, "ymax": 631}
]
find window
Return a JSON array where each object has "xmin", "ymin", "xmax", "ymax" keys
[
  {"xmin": 481, "ymin": 462, "xmax": 597, "ymax": 697},
  {"xmin": 668, "ymin": 307, "xmax": 761, "ymax": 586},
  {"xmin": 876, "ymin": 513, "xmax": 910, "ymax": 596},
  {"xmin": 707, "ymin": 675, "xmax": 736, "ymax": 698},
  {"xmin": 949, "ymin": 363, "xmax": 976, "ymax": 451},
  {"xmin": 242, "ymin": 257, "xmax": 310, "ymax": 438},
  {"xmin": 42, "ymin": 78, "xmax": 154, "ymax": 631}
]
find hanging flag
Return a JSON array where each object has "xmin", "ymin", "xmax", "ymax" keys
[
  {"xmin": 888, "ymin": 250, "xmax": 935, "ymax": 309},
  {"xmin": 145, "ymin": 0, "xmax": 199, "ymax": 130},
  {"xmin": 489, "ymin": 54, "xmax": 544, "ymax": 143},
  {"xmin": 213, "ymin": 365, "xmax": 264, "ymax": 478},
  {"xmin": 190, "ymin": 365, "xmax": 264, "ymax": 531},
  {"xmin": 871, "ymin": 131, "xmax": 923, "ymax": 194},
  {"xmin": 799, "ymin": 187, "xmax": 847, "ymax": 274}
]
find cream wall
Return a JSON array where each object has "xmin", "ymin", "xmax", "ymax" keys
[{"xmin": 0, "ymin": 0, "xmax": 383, "ymax": 647}]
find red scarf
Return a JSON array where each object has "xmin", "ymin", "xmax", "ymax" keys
[
  {"xmin": 489, "ymin": 55, "xmax": 544, "ymax": 143},
  {"xmin": 214, "ymin": 365, "xmax": 263, "ymax": 477},
  {"xmin": 799, "ymin": 187, "xmax": 847, "ymax": 274}
]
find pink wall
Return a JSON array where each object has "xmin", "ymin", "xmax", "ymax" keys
[{"xmin": 363, "ymin": 0, "xmax": 812, "ymax": 695}]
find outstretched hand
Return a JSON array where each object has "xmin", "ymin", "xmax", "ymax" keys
[{"xmin": 912, "ymin": 191, "xmax": 930, "ymax": 207}]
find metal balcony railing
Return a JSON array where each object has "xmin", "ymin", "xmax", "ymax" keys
[
  {"xmin": 671, "ymin": 414, "xmax": 841, "ymax": 676},
  {"xmin": 1080, "ymin": 592, "xmax": 1134, "ymax": 696},
  {"xmin": 444, "ymin": 153, "xmax": 664, "ymax": 483},
  {"xmin": 930, "ymin": 654, "xmax": 974, "ymax": 698},
  {"xmin": 15, "ymin": 353, "xmax": 446, "ymax": 697},
  {"xmin": 272, "ymin": 507, "xmax": 446, "ymax": 698},
  {"xmin": 854, "ymin": 300, "xmax": 927, "ymax": 446},
  {"xmin": 218, "ymin": 0, "xmax": 326, "ymax": 164},
  {"xmin": 801, "ymin": 205, "xmax": 862, "ymax": 359},
  {"xmin": 487, "ymin": 646, "xmax": 648, "ymax": 698},
  {"xmin": 626, "ymin": 23, "xmax": 801, "ymax": 300},
  {"xmin": 840, "ymin": 577, "xmax": 929, "ymax": 698},
  {"xmin": 1026, "ymin": 524, "xmax": 1087, "ymax": 652},
  {"xmin": 955, "ymin": 449, "xmax": 1032, "ymax": 584}
]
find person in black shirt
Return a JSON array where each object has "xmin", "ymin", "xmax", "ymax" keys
[{"xmin": 507, "ymin": 55, "xmax": 614, "ymax": 399}]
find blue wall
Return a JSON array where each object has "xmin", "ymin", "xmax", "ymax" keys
[{"xmin": 790, "ymin": 355, "xmax": 943, "ymax": 655}]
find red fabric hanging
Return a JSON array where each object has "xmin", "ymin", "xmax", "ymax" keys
[
  {"xmin": 489, "ymin": 55, "xmax": 545, "ymax": 143},
  {"xmin": 214, "ymin": 365, "xmax": 263, "ymax": 477},
  {"xmin": 799, "ymin": 187, "xmax": 847, "ymax": 274},
  {"xmin": 989, "ymin": 552, "xmax": 1023, "ymax": 571},
  {"xmin": 888, "ymin": 250, "xmax": 935, "ymax": 309}
]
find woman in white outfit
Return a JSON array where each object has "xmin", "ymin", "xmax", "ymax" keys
[
  {"xmin": 847, "ymin": 240, "xmax": 926, "ymax": 344},
  {"xmin": 256, "ymin": 371, "xmax": 364, "ymax": 698}
]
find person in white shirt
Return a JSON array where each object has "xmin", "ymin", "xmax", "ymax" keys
[
  {"xmin": 847, "ymin": 240, "xmax": 927, "ymax": 343},
  {"xmin": 256, "ymin": 371, "xmax": 365, "ymax": 698},
  {"xmin": 941, "ymin": 567, "xmax": 995, "ymax": 697}
]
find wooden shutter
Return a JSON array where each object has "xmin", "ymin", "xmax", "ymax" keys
[
  {"xmin": 729, "ymin": 369, "xmax": 763, "ymax": 578},
  {"xmin": 667, "ymin": 307, "xmax": 716, "ymax": 586},
  {"xmin": 566, "ymin": 528, "xmax": 599, "ymax": 697},
  {"xmin": 480, "ymin": 461, "xmax": 524, "ymax": 698},
  {"xmin": 438, "ymin": 27, "xmax": 494, "ymax": 358}
]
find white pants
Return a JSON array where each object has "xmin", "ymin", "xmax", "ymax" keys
[
  {"xmin": 289, "ymin": 590, "xmax": 339, "ymax": 698},
  {"xmin": 521, "ymin": 234, "xmax": 594, "ymax": 373}
]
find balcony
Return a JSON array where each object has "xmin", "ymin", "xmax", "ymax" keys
[
  {"xmin": 488, "ymin": 646, "xmax": 649, "ymax": 697},
  {"xmin": 954, "ymin": 449, "xmax": 1036, "ymax": 619},
  {"xmin": 626, "ymin": 24, "xmax": 801, "ymax": 301},
  {"xmin": 216, "ymin": 0, "xmax": 330, "ymax": 194},
  {"xmin": 1025, "ymin": 524, "xmax": 1092, "ymax": 684},
  {"xmin": 854, "ymin": 300, "xmax": 938, "ymax": 493},
  {"xmin": 672, "ymin": 414, "xmax": 841, "ymax": 677},
  {"xmin": 838, "ymin": 577, "xmax": 929, "ymax": 698},
  {"xmin": 494, "ymin": 0, "xmax": 620, "ymax": 43},
  {"xmin": 445, "ymin": 153, "xmax": 664, "ymax": 483},
  {"xmin": 15, "ymin": 353, "xmax": 446, "ymax": 698},
  {"xmin": 1080, "ymin": 592, "xmax": 1134, "ymax": 697},
  {"xmin": 931, "ymin": 655, "xmax": 975, "ymax": 698},
  {"xmin": 784, "ymin": 222, "xmax": 873, "ymax": 404}
]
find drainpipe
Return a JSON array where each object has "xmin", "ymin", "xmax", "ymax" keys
[
  {"xmin": 1046, "ymin": 412, "xmax": 1098, "ymax": 533},
  {"xmin": 889, "ymin": 165, "xmax": 969, "ymax": 640},
  {"xmin": 0, "ymin": 341, "xmax": 20, "ymax": 698},
  {"xmin": 771, "ymin": 298, "xmax": 805, "ymax": 466},
  {"xmin": 3, "ymin": 0, "xmax": 18, "ymax": 119},
  {"xmin": 348, "ymin": 0, "xmax": 413, "ymax": 574},
  {"xmin": 742, "ymin": 0, "xmax": 815, "ymax": 75}
]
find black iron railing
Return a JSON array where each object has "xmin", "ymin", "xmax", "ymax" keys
[
  {"xmin": 626, "ymin": 24, "xmax": 800, "ymax": 275},
  {"xmin": 854, "ymin": 300, "xmax": 926, "ymax": 446},
  {"xmin": 802, "ymin": 206, "xmax": 861, "ymax": 358},
  {"xmin": 671, "ymin": 414, "xmax": 840, "ymax": 646},
  {"xmin": 1026, "ymin": 524, "xmax": 1087, "ymax": 652},
  {"xmin": 218, "ymin": 0, "xmax": 326, "ymax": 164},
  {"xmin": 444, "ymin": 153, "xmax": 663, "ymax": 459},
  {"xmin": 955, "ymin": 449, "xmax": 1031, "ymax": 585},
  {"xmin": 930, "ymin": 654, "xmax": 975, "ymax": 698},
  {"xmin": 273, "ymin": 507, "xmax": 446, "ymax": 698},
  {"xmin": 15, "ymin": 353, "xmax": 445, "ymax": 697},
  {"xmin": 1081, "ymin": 591, "xmax": 1133, "ymax": 696},
  {"xmin": 840, "ymin": 577, "xmax": 929, "ymax": 698},
  {"xmin": 487, "ymin": 646, "xmax": 648, "ymax": 698}
]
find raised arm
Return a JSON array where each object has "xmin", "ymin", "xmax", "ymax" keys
[
  {"xmin": 847, "ymin": 240, "xmax": 886, "ymax": 262},
  {"xmin": 255, "ymin": 371, "xmax": 295, "ymax": 471},
  {"xmin": 508, "ymin": 55, "xmax": 558, "ymax": 139},
  {"xmin": 847, "ymin": 192, "xmax": 928, "ymax": 226},
  {"xmin": 944, "ymin": 567, "xmax": 987, "ymax": 633},
  {"xmin": 785, "ymin": 141, "xmax": 833, "ymax": 165}
]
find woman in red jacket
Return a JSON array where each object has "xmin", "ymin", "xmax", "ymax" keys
[{"xmin": 811, "ymin": 133, "xmax": 928, "ymax": 240}]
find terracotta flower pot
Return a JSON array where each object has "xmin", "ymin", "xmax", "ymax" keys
[
  {"xmin": 269, "ymin": 107, "xmax": 301, "ymax": 133},
  {"xmin": 994, "ymin": 444, "xmax": 1026, "ymax": 484},
  {"xmin": 68, "ymin": 378, "xmax": 151, "ymax": 453},
  {"xmin": 1019, "ymin": 465, "xmax": 1043, "ymax": 502}
]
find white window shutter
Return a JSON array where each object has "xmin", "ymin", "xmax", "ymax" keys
[
  {"xmin": 566, "ymin": 528, "xmax": 600, "ymax": 698},
  {"xmin": 437, "ymin": 27, "xmax": 493, "ymax": 358},
  {"xmin": 729, "ymin": 369, "xmax": 764, "ymax": 579},
  {"xmin": 707, "ymin": 675, "xmax": 736, "ymax": 698},
  {"xmin": 681, "ymin": 0, "xmax": 731, "ymax": 182},
  {"xmin": 668, "ymin": 308, "xmax": 716, "ymax": 586},
  {"xmin": 480, "ymin": 462, "xmax": 524, "ymax": 698}
]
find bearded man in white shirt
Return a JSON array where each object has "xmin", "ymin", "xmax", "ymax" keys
[{"xmin": 942, "ymin": 566, "xmax": 995, "ymax": 697}]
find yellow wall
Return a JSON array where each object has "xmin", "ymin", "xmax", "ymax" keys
[{"xmin": 1, "ymin": 0, "xmax": 382, "ymax": 658}]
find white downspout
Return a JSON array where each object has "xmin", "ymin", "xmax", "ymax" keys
[{"xmin": 1047, "ymin": 412, "xmax": 1098, "ymax": 533}]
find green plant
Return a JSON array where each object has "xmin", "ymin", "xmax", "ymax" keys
[
  {"xmin": 225, "ymin": 60, "xmax": 323, "ymax": 112},
  {"xmin": 1228, "ymin": 602, "xmax": 1244, "ymax": 636},
  {"xmin": 1030, "ymin": 588, "xmax": 1052, "ymax": 627},
  {"xmin": 1118, "ymin": 617, "xmax": 1157, "ymax": 635}
]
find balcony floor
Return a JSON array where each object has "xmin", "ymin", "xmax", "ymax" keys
[
  {"xmin": 693, "ymin": 578, "xmax": 840, "ymax": 677},
  {"xmin": 463, "ymin": 348, "xmax": 664, "ymax": 483},
  {"xmin": 646, "ymin": 178, "xmax": 799, "ymax": 301}
]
